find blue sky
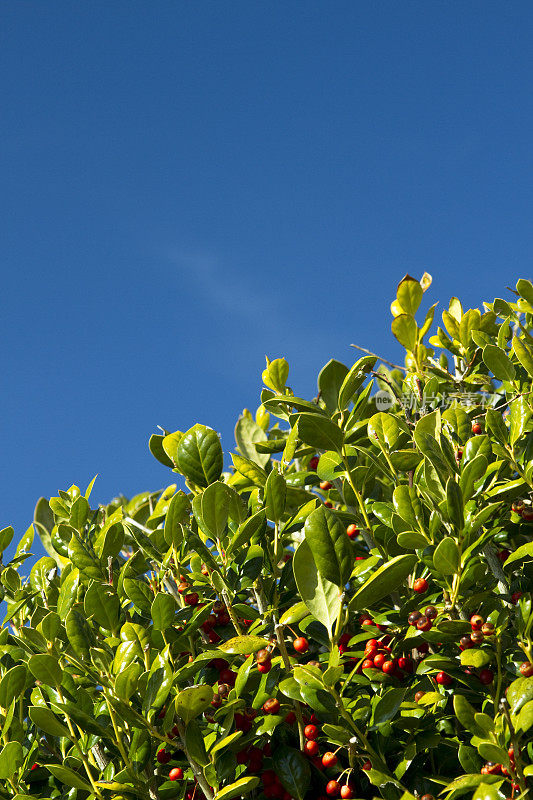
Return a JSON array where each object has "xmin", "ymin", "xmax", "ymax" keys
[{"xmin": 2, "ymin": 2, "xmax": 533, "ymax": 560}]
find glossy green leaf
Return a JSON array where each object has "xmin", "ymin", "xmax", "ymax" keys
[
  {"xmin": 485, "ymin": 408, "xmax": 508, "ymax": 445},
  {"xmin": 460, "ymin": 649, "xmax": 491, "ymax": 668},
  {"xmin": 235, "ymin": 415, "xmax": 270, "ymax": 468},
  {"xmin": 297, "ymin": 413, "xmax": 343, "ymax": 452},
  {"xmin": 264, "ymin": 469, "xmax": 287, "ymax": 523},
  {"xmin": 28, "ymin": 654, "xmax": 62, "ymax": 687},
  {"xmin": 0, "ymin": 526, "xmax": 14, "ymax": 554},
  {"xmin": 176, "ymin": 424, "xmax": 224, "ymax": 487},
  {"xmin": 318, "ymin": 359, "xmax": 349, "ymax": 412},
  {"xmin": 200, "ymin": 480, "xmax": 230, "ymax": 540},
  {"xmin": 368, "ymin": 413, "xmax": 404, "ymax": 451},
  {"xmin": 483, "ymin": 344, "xmax": 515, "ymax": 381},
  {"xmin": 262, "ymin": 357, "xmax": 289, "ymax": 393},
  {"xmin": 507, "ymin": 676, "xmax": 533, "ymax": 714},
  {"xmin": 350, "ymin": 554, "xmax": 417, "ymax": 610},
  {"xmin": 226, "ymin": 510, "xmax": 266, "ymax": 556},
  {"xmin": 279, "ymin": 601, "xmax": 310, "ymax": 625},
  {"xmin": 397, "ymin": 276, "xmax": 423, "ymax": 315},
  {"xmin": 459, "ymin": 455, "xmax": 488, "ymax": 502},
  {"xmin": 45, "ymin": 764, "xmax": 93, "ymax": 792},
  {"xmin": 392, "ymin": 314, "xmax": 417, "ymax": 351},
  {"xmin": 374, "ymin": 688, "xmax": 405, "ymax": 724},
  {"xmin": 143, "ymin": 647, "xmax": 173, "ymax": 719},
  {"xmin": 149, "ymin": 434, "xmax": 174, "ymax": 468},
  {"xmin": 272, "ymin": 746, "xmax": 311, "ymax": 800},
  {"xmin": 215, "ymin": 777, "xmax": 260, "ymax": 800},
  {"xmin": 293, "ymin": 539, "xmax": 341, "ymax": 634},
  {"xmin": 84, "ymin": 580, "xmax": 121, "ymax": 631},
  {"xmin": 510, "ymin": 395, "xmax": 532, "ymax": 446},
  {"xmin": 65, "ymin": 607, "xmax": 94, "ymax": 660},
  {"xmin": 218, "ymin": 635, "xmax": 270, "ymax": 655},
  {"xmin": 304, "ymin": 506, "xmax": 352, "ymax": 588},
  {"xmin": 446, "ymin": 478, "xmax": 464, "ymax": 530},
  {"xmin": 231, "ymin": 453, "xmax": 267, "ymax": 486},
  {"xmin": 338, "ymin": 356, "xmax": 376, "ymax": 409},
  {"xmin": 0, "ymin": 742, "xmax": 23, "ymax": 780},
  {"xmin": 67, "ymin": 531, "xmax": 105, "ymax": 580},
  {"xmin": 164, "ymin": 490, "xmax": 190, "ymax": 545},
  {"xmin": 0, "ymin": 665, "xmax": 27, "ymax": 708},
  {"xmin": 392, "ymin": 485, "xmax": 424, "ymax": 530},
  {"xmin": 151, "ymin": 592, "xmax": 176, "ymax": 630},
  {"xmin": 389, "ymin": 450, "xmax": 423, "ymax": 471},
  {"xmin": 176, "ymin": 684, "xmax": 214, "ymax": 725},
  {"xmin": 433, "ymin": 537, "xmax": 460, "ymax": 575},
  {"xmin": 512, "ymin": 336, "xmax": 533, "ymax": 377}
]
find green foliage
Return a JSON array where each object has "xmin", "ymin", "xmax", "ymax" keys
[{"xmin": 1, "ymin": 275, "xmax": 533, "ymax": 800}]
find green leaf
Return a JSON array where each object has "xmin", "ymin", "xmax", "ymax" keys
[
  {"xmin": 218, "ymin": 635, "xmax": 270, "ymax": 655},
  {"xmin": 392, "ymin": 314, "xmax": 417, "ymax": 351},
  {"xmin": 164, "ymin": 491, "xmax": 190, "ymax": 545},
  {"xmin": 67, "ymin": 530, "xmax": 105, "ymax": 580},
  {"xmin": 201, "ymin": 481, "xmax": 230, "ymax": 539},
  {"xmin": 149, "ymin": 434, "xmax": 174, "ymax": 468},
  {"xmin": 0, "ymin": 526, "xmax": 14, "ymax": 554},
  {"xmin": 57, "ymin": 568, "xmax": 80, "ymax": 619},
  {"xmin": 175, "ymin": 684, "xmax": 214, "ymax": 725},
  {"xmin": 446, "ymin": 479, "xmax": 464, "ymax": 530},
  {"xmin": 374, "ymin": 688, "xmax": 405, "ymax": 725},
  {"xmin": 338, "ymin": 356, "xmax": 376, "ymax": 409},
  {"xmin": 350, "ymin": 554, "xmax": 417, "ymax": 610},
  {"xmin": 472, "ymin": 782, "xmax": 504, "ymax": 800},
  {"xmin": 396, "ymin": 531, "xmax": 428, "ymax": 549},
  {"xmin": 185, "ymin": 719, "xmax": 209, "ymax": 766},
  {"xmin": 477, "ymin": 742, "xmax": 508, "ymax": 765},
  {"xmin": 176, "ymin": 424, "xmax": 223, "ymax": 487},
  {"xmin": 0, "ymin": 742, "xmax": 23, "ymax": 780},
  {"xmin": 28, "ymin": 654, "xmax": 62, "ymax": 687},
  {"xmin": 297, "ymin": 413, "xmax": 343, "ymax": 452},
  {"xmin": 433, "ymin": 537, "xmax": 460, "ymax": 575},
  {"xmin": 235, "ymin": 416, "xmax": 270, "ymax": 468},
  {"xmin": 512, "ymin": 336, "xmax": 533, "ymax": 377},
  {"xmin": 483, "ymin": 344, "xmax": 515, "ymax": 381},
  {"xmin": 515, "ymin": 699, "xmax": 533, "ymax": 733},
  {"xmin": 0, "ymin": 666, "xmax": 27, "ymax": 708},
  {"xmin": 226, "ymin": 510, "xmax": 266, "ymax": 556},
  {"xmin": 264, "ymin": 469, "xmax": 287, "ymax": 523},
  {"xmin": 214, "ymin": 777, "xmax": 260, "ymax": 800},
  {"xmin": 507, "ymin": 676, "xmax": 533, "ymax": 714},
  {"xmin": 304, "ymin": 506, "xmax": 352, "ymax": 588},
  {"xmin": 460, "ymin": 649, "xmax": 491, "ymax": 669},
  {"xmin": 293, "ymin": 539, "xmax": 341, "ymax": 634},
  {"xmin": 15, "ymin": 524, "xmax": 34, "ymax": 556},
  {"xmin": 460, "ymin": 455, "xmax": 488, "ymax": 502},
  {"xmin": 368, "ymin": 413, "xmax": 404, "ymax": 451},
  {"xmin": 231, "ymin": 453, "xmax": 267, "ymax": 487},
  {"xmin": 272, "ymin": 746, "xmax": 311, "ymax": 800},
  {"xmin": 279, "ymin": 601, "xmax": 310, "ymax": 625},
  {"xmin": 397, "ymin": 276, "xmax": 423, "ymax": 315},
  {"xmin": 65, "ymin": 607, "xmax": 94, "ymax": 660},
  {"xmin": 318, "ymin": 359, "xmax": 349, "ymax": 412},
  {"xmin": 143, "ymin": 647, "xmax": 173, "ymax": 719},
  {"xmin": 485, "ymin": 408, "xmax": 508, "ymax": 445},
  {"xmin": 84, "ymin": 580, "xmax": 121, "ymax": 631},
  {"xmin": 151, "ymin": 592, "xmax": 176, "ymax": 630},
  {"xmin": 392, "ymin": 485, "xmax": 424, "ymax": 530},
  {"xmin": 29, "ymin": 705, "xmax": 70, "ymax": 738},
  {"xmin": 504, "ymin": 541, "xmax": 533, "ymax": 567},
  {"xmin": 443, "ymin": 407, "xmax": 471, "ymax": 443},
  {"xmin": 115, "ymin": 662, "xmax": 143, "ymax": 702},
  {"xmin": 262, "ymin": 357, "xmax": 289, "ymax": 393},
  {"xmin": 454, "ymin": 694, "xmax": 484, "ymax": 735},
  {"xmin": 510, "ymin": 395, "xmax": 532, "ymax": 446},
  {"xmin": 389, "ymin": 450, "xmax": 423, "ymax": 471},
  {"xmin": 45, "ymin": 764, "xmax": 93, "ymax": 792}
]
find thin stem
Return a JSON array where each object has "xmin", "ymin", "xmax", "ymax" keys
[
  {"xmin": 221, "ymin": 589, "xmax": 243, "ymax": 636},
  {"xmin": 275, "ymin": 622, "xmax": 306, "ymax": 750},
  {"xmin": 350, "ymin": 344, "xmax": 405, "ymax": 371},
  {"xmin": 174, "ymin": 719, "xmax": 214, "ymax": 800}
]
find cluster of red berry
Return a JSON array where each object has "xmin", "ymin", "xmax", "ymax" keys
[{"xmin": 481, "ymin": 748, "xmax": 522, "ymax": 796}]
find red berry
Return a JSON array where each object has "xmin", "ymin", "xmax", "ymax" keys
[
  {"xmin": 413, "ymin": 578, "xmax": 428, "ymax": 594},
  {"xmin": 309, "ymin": 456, "xmax": 320, "ymax": 470},
  {"xmin": 519, "ymin": 661, "xmax": 533, "ymax": 677},
  {"xmin": 521, "ymin": 507, "xmax": 533, "ymax": 521},
  {"xmin": 320, "ymin": 481, "xmax": 332, "ymax": 490},
  {"xmin": 30, "ymin": 763, "xmax": 40, "ymax": 771},
  {"xmin": 479, "ymin": 668, "xmax": 494, "ymax": 685},
  {"xmin": 262, "ymin": 698, "xmax": 280, "ymax": 714},
  {"xmin": 285, "ymin": 711, "xmax": 296, "ymax": 724},
  {"xmin": 382, "ymin": 659, "xmax": 396, "ymax": 675},
  {"xmin": 304, "ymin": 740, "xmax": 319, "ymax": 757},
  {"xmin": 511, "ymin": 592, "xmax": 523, "ymax": 604},
  {"xmin": 184, "ymin": 593, "xmax": 199, "ymax": 606},
  {"xmin": 258, "ymin": 660, "xmax": 272, "ymax": 674},
  {"xmin": 361, "ymin": 619, "xmax": 375, "ymax": 628},
  {"xmin": 470, "ymin": 614, "xmax": 484, "ymax": 630},
  {"xmin": 219, "ymin": 669, "xmax": 236, "ymax": 685},
  {"xmin": 157, "ymin": 749, "xmax": 171, "ymax": 764},
  {"xmin": 169, "ymin": 768, "xmax": 184, "ymax": 781},
  {"xmin": 424, "ymin": 605, "xmax": 438, "ymax": 620},
  {"xmin": 362, "ymin": 760, "xmax": 372, "ymax": 770},
  {"xmin": 436, "ymin": 671, "xmax": 453, "ymax": 686},
  {"xmin": 472, "ymin": 422, "xmax": 482, "ymax": 435},
  {"xmin": 326, "ymin": 780, "xmax": 341, "ymax": 797},
  {"xmin": 340, "ymin": 787, "xmax": 353, "ymax": 799},
  {"xmin": 361, "ymin": 659, "xmax": 374, "ymax": 669},
  {"xmin": 416, "ymin": 616, "xmax": 432, "ymax": 632},
  {"xmin": 373, "ymin": 653, "xmax": 386, "ymax": 669},
  {"xmin": 346, "ymin": 524, "xmax": 359, "ymax": 539},
  {"xmin": 304, "ymin": 724, "xmax": 319, "ymax": 740},
  {"xmin": 408, "ymin": 610, "xmax": 422, "ymax": 626},
  {"xmin": 322, "ymin": 752, "xmax": 338, "ymax": 768},
  {"xmin": 293, "ymin": 637, "xmax": 309, "ymax": 654},
  {"xmin": 397, "ymin": 656, "xmax": 413, "ymax": 673}
]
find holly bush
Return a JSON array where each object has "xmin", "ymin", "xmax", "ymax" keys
[{"xmin": 1, "ymin": 275, "xmax": 533, "ymax": 800}]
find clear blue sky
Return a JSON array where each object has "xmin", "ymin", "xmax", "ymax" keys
[{"xmin": 2, "ymin": 2, "xmax": 533, "ymax": 559}]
